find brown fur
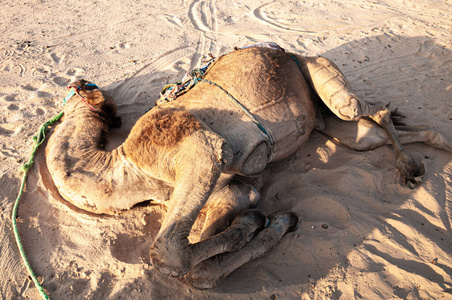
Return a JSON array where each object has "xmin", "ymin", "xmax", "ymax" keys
[
  {"xmin": 122, "ymin": 108, "xmax": 203, "ymax": 174},
  {"xmin": 132, "ymin": 109, "xmax": 202, "ymax": 148},
  {"xmin": 68, "ymin": 80, "xmax": 121, "ymax": 128}
]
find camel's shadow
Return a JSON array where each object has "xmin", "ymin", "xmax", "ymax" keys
[{"xmin": 19, "ymin": 35, "xmax": 452, "ymax": 299}]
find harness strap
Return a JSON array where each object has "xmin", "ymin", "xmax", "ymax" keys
[
  {"xmin": 199, "ymin": 78, "xmax": 275, "ymax": 160},
  {"xmin": 157, "ymin": 44, "xmax": 289, "ymax": 160}
]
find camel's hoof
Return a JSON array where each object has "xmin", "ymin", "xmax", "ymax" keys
[
  {"xmin": 406, "ymin": 171, "xmax": 424, "ymax": 189},
  {"xmin": 185, "ymin": 263, "xmax": 220, "ymax": 290},
  {"xmin": 267, "ymin": 210, "xmax": 300, "ymax": 234},
  {"xmin": 396, "ymin": 153, "xmax": 425, "ymax": 189},
  {"xmin": 150, "ymin": 248, "xmax": 190, "ymax": 278},
  {"xmin": 231, "ymin": 209, "xmax": 267, "ymax": 240}
]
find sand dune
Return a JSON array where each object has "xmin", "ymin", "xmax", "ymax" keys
[{"xmin": 1, "ymin": 0, "xmax": 451, "ymax": 299}]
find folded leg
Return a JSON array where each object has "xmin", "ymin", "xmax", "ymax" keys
[
  {"xmin": 191, "ymin": 177, "xmax": 261, "ymax": 243},
  {"xmin": 150, "ymin": 137, "xmax": 266, "ymax": 277},
  {"xmin": 185, "ymin": 210, "xmax": 299, "ymax": 289},
  {"xmin": 321, "ymin": 116, "xmax": 452, "ymax": 153},
  {"xmin": 296, "ymin": 55, "xmax": 426, "ymax": 187}
]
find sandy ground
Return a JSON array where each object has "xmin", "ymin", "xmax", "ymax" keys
[{"xmin": 1, "ymin": 0, "xmax": 451, "ymax": 299}]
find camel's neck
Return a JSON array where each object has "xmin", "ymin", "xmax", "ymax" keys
[
  {"xmin": 53, "ymin": 107, "xmax": 118, "ymax": 174},
  {"xmin": 47, "ymin": 106, "xmax": 175, "ymax": 215}
]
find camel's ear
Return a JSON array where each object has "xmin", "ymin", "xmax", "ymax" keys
[{"xmin": 111, "ymin": 116, "xmax": 122, "ymax": 128}]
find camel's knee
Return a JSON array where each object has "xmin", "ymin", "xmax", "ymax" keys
[
  {"xmin": 241, "ymin": 142, "xmax": 269, "ymax": 175},
  {"xmin": 368, "ymin": 105, "xmax": 392, "ymax": 125}
]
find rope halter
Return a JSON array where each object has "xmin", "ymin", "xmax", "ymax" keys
[{"xmin": 64, "ymin": 82, "xmax": 100, "ymax": 112}]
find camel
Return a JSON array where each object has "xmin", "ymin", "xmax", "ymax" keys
[{"xmin": 45, "ymin": 44, "xmax": 452, "ymax": 289}]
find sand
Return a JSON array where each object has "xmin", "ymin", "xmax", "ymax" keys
[{"xmin": 1, "ymin": 0, "xmax": 451, "ymax": 299}]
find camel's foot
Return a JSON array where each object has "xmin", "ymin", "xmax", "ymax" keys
[
  {"xmin": 185, "ymin": 210, "xmax": 299, "ymax": 289},
  {"xmin": 223, "ymin": 209, "xmax": 268, "ymax": 251},
  {"xmin": 396, "ymin": 151, "xmax": 425, "ymax": 189},
  {"xmin": 150, "ymin": 237, "xmax": 192, "ymax": 277},
  {"xmin": 150, "ymin": 209, "xmax": 267, "ymax": 278}
]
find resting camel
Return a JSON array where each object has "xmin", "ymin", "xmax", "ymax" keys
[{"xmin": 46, "ymin": 44, "xmax": 452, "ymax": 289}]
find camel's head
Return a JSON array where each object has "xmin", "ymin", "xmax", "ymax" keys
[{"xmin": 67, "ymin": 79, "xmax": 122, "ymax": 128}]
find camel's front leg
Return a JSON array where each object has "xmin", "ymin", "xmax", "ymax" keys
[
  {"xmin": 150, "ymin": 175, "xmax": 267, "ymax": 277},
  {"xmin": 149, "ymin": 158, "xmax": 222, "ymax": 277},
  {"xmin": 185, "ymin": 210, "xmax": 299, "ymax": 289},
  {"xmin": 297, "ymin": 55, "xmax": 425, "ymax": 188},
  {"xmin": 149, "ymin": 132, "xmax": 266, "ymax": 277}
]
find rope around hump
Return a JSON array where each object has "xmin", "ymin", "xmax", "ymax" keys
[{"xmin": 11, "ymin": 83, "xmax": 98, "ymax": 300}]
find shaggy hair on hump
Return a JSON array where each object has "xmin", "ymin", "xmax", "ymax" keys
[{"xmin": 139, "ymin": 109, "xmax": 202, "ymax": 147}]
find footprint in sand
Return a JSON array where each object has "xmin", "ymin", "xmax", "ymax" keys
[
  {"xmin": 50, "ymin": 52, "xmax": 64, "ymax": 64},
  {"xmin": 162, "ymin": 14, "xmax": 183, "ymax": 28},
  {"xmin": 53, "ymin": 76, "xmax": 70, "ymax": 87},
  {"xmin": 36, "ymin": 107, "xmax": 46, "ymax": 115},
  {"xmin": 22, "ymin": 84, "xmax": 38, "ymax": 91},
  {"xmin": 66, "ymin": 68, "xmax": 85, "ymax": 77},
  {"xmin": 7, "ymin": 104, "xmax": 19, "ymax": 111},
  {"xmin": 108, "ymin": 42, "xmax": 133, "ymax": 54}
]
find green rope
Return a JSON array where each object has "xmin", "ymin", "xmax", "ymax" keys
[
  {"xmin": 11, "ymin": 111, "xmax": 64, "ymax": 300},
  {"xmin": 11, "ymin": 87, "xmax": 76, "ymax": 299},
  {"xmin": 11, "ymin": 85, "xmax": 97, "ymax": 299}
]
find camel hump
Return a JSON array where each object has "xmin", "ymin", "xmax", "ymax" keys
[{"xmin": 204, "ymin": 46, "xmax": 317, "ymax": 162}]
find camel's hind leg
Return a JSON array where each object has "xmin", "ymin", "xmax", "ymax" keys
[
  {"xmin": 321, "ymin": 116, "xmax": 452, "ymax": 153},
  {"xmin": 296, "ymin": 55, "xmax": 425, "ymax": 187}
]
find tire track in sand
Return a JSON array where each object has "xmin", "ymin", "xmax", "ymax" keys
[
  {"xmin": 188, "ymin": 0, "xmax": 218, "ymax": 33},
  {"xmin": 132, "ymin": 46, "xmax": 195, "ymax": 78},
  {"xmin": 253, "ymin": 2, "xmax": 313, "ymax": 33}
]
